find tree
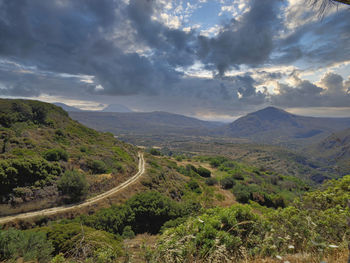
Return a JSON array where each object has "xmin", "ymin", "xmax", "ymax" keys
[
  {"xmin": 309, "ymin": 0, "xmax": 350, "ymax": 15},
  {"xmin": 57, "ymin": 170, "xmax": 88, "ymax": 203}
]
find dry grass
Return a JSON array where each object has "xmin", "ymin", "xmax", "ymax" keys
[{"xmin": 245, "ymin": 250, "xmax": 349, "ymax": 263}]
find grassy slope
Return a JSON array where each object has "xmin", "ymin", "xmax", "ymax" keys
[{"xmin": 0, "ymin": 99, "xmax": 138, "ymax": 215}]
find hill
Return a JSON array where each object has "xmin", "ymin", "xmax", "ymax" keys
[
  {"xmin": 224, "ymin": 106, "xmax": 350, "ymax": 147},
  {"xmin": 53, "ymin": 102, "xmax": 83, "ymax": 112},
  {"xmin": 0, "ymin": 99, "xmax": 138, "ymax": 216},
  {"xmin": 308, "ymin": 127, "xmax": 350, "ymax": 175},
  {"xmin": 101, "ymin": 103, "xmax": 132, "ymax": 112},
  {"xmin": 69, "ymin": 111, "xmax": 224, "ymax": 137}
]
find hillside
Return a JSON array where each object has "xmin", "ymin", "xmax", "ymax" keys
[
  {"xmin": 0, "ymin": 99, "xmax": 138, "ymax": 216},
  {"xmin": 225, "ymin": 107, "xmax": 350, "ymax": 147},
  {"xmin": 308, "ymin": 127, "xmax": 350, "ymax": 174},
  {"xmin": 69, "ymin": 111, "xmax": 224, "ymax": 137}
]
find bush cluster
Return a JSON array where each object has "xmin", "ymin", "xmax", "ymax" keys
[{"xmin": 0, "ymin": 158, "xmax": 61, "ymax": 195}]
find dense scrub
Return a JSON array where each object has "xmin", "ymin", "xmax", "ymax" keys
[
  {"xmin": 80, "ymin": 191, "xmax": 199, "ymax": 235},
  {"xmin": 154, "ymin": 175, "xmax": 350, "ymax": 262},
  {"xmin": 191, "ymin": 156, "xmax": 309, "ymax": 208}
]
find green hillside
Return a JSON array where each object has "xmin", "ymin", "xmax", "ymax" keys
[{"xmin": 0, "ymin": 99, "xmax": 138, "ymax": 215}]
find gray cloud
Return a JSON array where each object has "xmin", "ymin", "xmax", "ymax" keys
[
  {"xmin": 272, "ymin": 72, "xmax": 350, "ymax": 107},
  {"xmin": 197, "ymin": 0, "xmax": 282, "ymax": 75},
  {"xmin": 0, "ymin": 0, "xmax": 349, "ymax": 116}
]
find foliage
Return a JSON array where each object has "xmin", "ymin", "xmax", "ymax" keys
[
  {"xmin": 154, "ymin": 205, "xmax": 268, "ymax": 262},
  {"xmin": 57, "ymin": 170, "xmax": 88, "ymax": 203},
  {"xmin": 196, "ymin": 166, "xmax": 211, "ymax": 178},
  {"xmin": 88, "ymin": 159, "xmax": 108, "ymax": 174},
  {"xmin": 81, "ymin": 191, "xmax": 186, "ymax": 235},
  {"xmin": 0, "ymin": 157, "xmax": 61, "ymax": 195},
  {"xmin": 0, "ymin": 228, "xmax": 53, "ymax": 263},
  {"xmin": 205, "ymin": 177, "xmax": 218, "ymax": 186},
  {"xmin": 44, "ymin": 148, "xmax": 69, "ymax": 162},
  {"xmin": 0, "ymin": 99, "xmax": 137, "ymax": 210},
  {"xmin": 149, "ymin": 148, "xmax": 162, "ymax": 156},
  {"xmin": 154, "ymin": 175, "xmax": 350, "ymax": 262},
  {"xmin": 220, "ymin": 177, "xmax": 236, "ymax": 189},
  {"xmin": 187, "ymin": 179, "xmax": 202, "ymax": 194},
  {"xmin": 41, "ymin": 222, "xmax": 122, "ymax": 262}
]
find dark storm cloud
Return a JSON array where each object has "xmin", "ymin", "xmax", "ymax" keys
[
  {"xmin": 0, "ymin": 0, "xmax": 349, "ymax": 115},
  {"xmin": 0, "ymin": 0, "xmax": 181, "ymax": 96},
  {"xmin": 127, "ymin": 0, "xmax": 196, "ymax": 67},
  {"xmin": 197, "ymin": 0, "xmax": 282, "ymax": 75}
]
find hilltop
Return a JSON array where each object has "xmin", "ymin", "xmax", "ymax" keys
[
  {"xmin": 225, "ymin": 106, "xmax": 350, "ymax": 147},
  {"xmin": 0, "ymin": 99, "xmax": 138, "ymax": 216}
]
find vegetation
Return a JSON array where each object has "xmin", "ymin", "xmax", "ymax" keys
[
  {"xmin": 154, "ymin": 175, "xmax": 350, "ymax": 262},
  {"xmin": 44, "ymin": 148, "xmax": 69, "ymax": 162},
  {"xmin": 0, "ymin": 228, "xmax": 54, "ymax": 263},
  {"xmin": 57, "ymin": 170, "xmax": 89, "ymax": 203},
  {"xmin": 80, "ymin": 191, "xmax": 194, "ymax": 235},
  {"xmin": 0, "ymin": 99, "xmax": 137, "ymax": 214}
]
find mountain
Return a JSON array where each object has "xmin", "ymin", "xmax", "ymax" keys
[
  {"xmin": 224, "ymin": 107, "xmax": 350, "ymax": 147},
  {"xmin": 0, "ymin": 99, "xmax": 137, "ymax": 216},
  {"xmin": 102, "ymin": 103, "xmax": 132, "ymax": 113},
  {"xmin": 69, "ymin": 111, "xmax": 224, "ymax": 137},
  {"xmin": 53, "ymin": 102, "xmax": 83, "ymax": 112}
]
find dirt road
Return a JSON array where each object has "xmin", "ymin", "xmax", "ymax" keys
[{"xmin": 0, "ymin": 152, "xmax": 145, "ymax": 224}]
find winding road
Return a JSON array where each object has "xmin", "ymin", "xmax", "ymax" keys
[{"xmin": 0, "ymin": 152, "xmax": 145, "ymax": 224}]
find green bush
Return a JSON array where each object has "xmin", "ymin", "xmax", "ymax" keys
[
  {"xmin": 197, "ymin": 166, "xmax": 211, "ymax": 178},
  {"xmin": 187, "ymin": 180, "xmax": 202, "ymax": 194},
  {"xmin": 57, "ymin": 170, "xmax": 88, "ymax": 203},
  {"xmin": 122, "ymin": 226, "xmax": 135, "ymax": 239},
  {"xmin": 42, "ymin": 222, "xmax": 122, "ymax": 262},
  {"xmin": 88, "ymin": 159, "xmax": 108, "ymax": 174},
  {"xmin": 205, "ymin": 177, "xmax": 218, "ymax": 186},
  {"xmin": 154, "ymin": 205, "xmax": 267, "ymax": 261},
  {"xmin": 149, "ymin": 148, "xmax": 162, "ymax": 156},
  {"xmin": 0, "ymin": 228, "xmax": 53, "ymax": 263},
  {"xmin": 220, "ymin": 177, "xmax": 235, "ymax": 189},
  {"xmin": 82, "ymin": 191, "xmax": 185, "ymax": 235},
  {"xmin": 0, "ymin": 158, "xmax": 61, "ymax": 195},
  {"xmin": 44, "ymin": 148, "xmax": 69, "ymax": 161}
]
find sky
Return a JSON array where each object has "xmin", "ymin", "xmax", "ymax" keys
[{"xmin": 0, "ymin": 0, "xmax": 350, "ymax": 121}]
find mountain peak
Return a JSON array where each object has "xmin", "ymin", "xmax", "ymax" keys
[{"xmin": 248, "ymin": 106, "xmax": 292, "ymax": 121}]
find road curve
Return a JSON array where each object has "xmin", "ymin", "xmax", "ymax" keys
[{"xmin": 0, "ymin": 152, "xmax": 145, "ymax": 224}]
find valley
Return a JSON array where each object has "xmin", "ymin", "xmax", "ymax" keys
[{"xmin": 0, "ymin": 99, "xmax": 349, "ymax": 263}]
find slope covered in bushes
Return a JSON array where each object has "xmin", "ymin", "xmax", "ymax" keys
[{"xmin": 0, "ymin": 99, "xmax": 137, "ymax": 214}]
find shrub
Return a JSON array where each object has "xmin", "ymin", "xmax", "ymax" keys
[
  {"xmin": 220, "ymin": 177, "xmax": 235, "ymax": 189},
  {"xmin": 197, "ymin": 166, "xmax": 211, "ymax": 178},
  {"xmin": 154, "ymin": 205, "xmax": 267, "ymax": 261},
  {"xmin": 57, "ymin": 170, "xmax": 88, "ymax": 203},
  {"xmin": 187, "ymin": 180, "xmax": 202, "ymax": 194},
  {"xmin": 43, "ymin": 223, "xmax": 122, "ymax": 262},
  {"xmin": 0, "ymin": 158, "xmax": 61, "ymax": 195},
  {"xmin": 0, "ymin": 228, "xmax": 53, "ymax": 263},
  {"xmin": 44, "ymin": 148, "xmax": 69, "ymax": 161},
  {"xmin": 82, "ymin": 191, "xmax": 183, "ymax": 235},
  {"xmin": 88, "ymin": 159, "xmax": 108, "ymax": 174},
  {"xmin": 149, "ymin": 148, "xmax": 161, "ymax": 156},
  {"xmin": 205, "ymin": 177, "xmax": 218, "ymax": 186},
  {"xmin": 122, "ymin": 226, "xmax": 135, "ymax": 239}
]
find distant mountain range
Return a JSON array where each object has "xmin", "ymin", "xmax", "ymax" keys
[
  {"xmin": 69, "ymin": 106, "xmax": 350, "ymax": 148},
  {"xmin": 69, "ymin": 111, "xmax": 223, "ymax": 136},
  {"xmin": 54, "ymin": 102, "xmax": 132, "ymax": 113}
]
